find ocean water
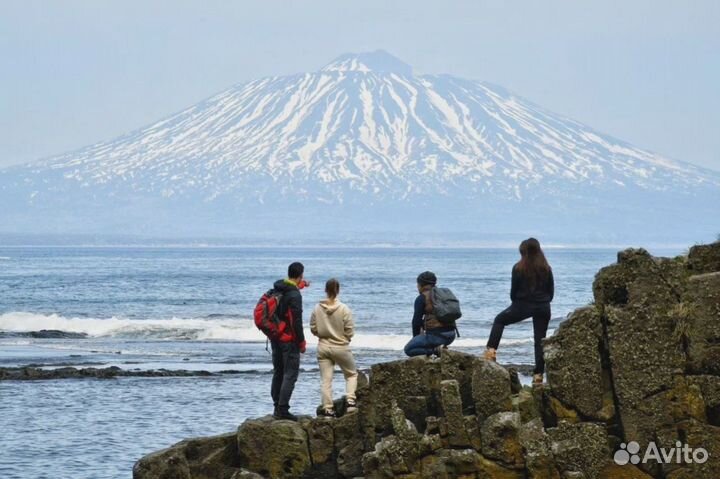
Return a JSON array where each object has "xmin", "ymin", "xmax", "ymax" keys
[{"xmin": 0, "ymin": 246, "xmax": 680, "ymax": 478}]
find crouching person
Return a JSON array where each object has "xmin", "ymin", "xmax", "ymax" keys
[{"xmin": 404, "ymin": 271, "xmax": 461, "ymax": 357}]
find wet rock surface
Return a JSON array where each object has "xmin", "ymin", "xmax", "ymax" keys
[
  {"xmin": 0, "ymin": 365, "xmax": 243, "ymax": 381},
  {"xmin": 0, "ymin": 329, "xmax": 89, "ymax": 339},
  {"xmin": 134, "ymin": 241, "xmax": 720, "ymax": 478},
  {"xmin": 237, "ymin": 417, "xmax": 311, "ymax": 479}
]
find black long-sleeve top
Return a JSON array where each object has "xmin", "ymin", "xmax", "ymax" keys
[
  {"xmin": 510, "ymin": 265, "xmax": 554, "ymax": 303},
  {"xmin": 411, "ymin": 294, "xmax": 425, "ymax": 337}
]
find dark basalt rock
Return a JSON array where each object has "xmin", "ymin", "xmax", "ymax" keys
[
  {"xmin": 132, "ymin": 432, "xmax": 240, "ymax": 479},
  {"xmin": 543, "ymin": 306, "xmax": 605, "ymax": 419},
  {"xmin": 0, "ymin": 329, "xmax": 88, "ymax": 339},
  {"xmin": 0, "ymin": 366, "xmax": 224, "ymax": 381},
  {"xmin": 237, "ymin": 417, "xmax": 311, "ymax": 479},
  {"xmin": 547, "ymin": 421, "xmax": 609, "ymax": 479}
]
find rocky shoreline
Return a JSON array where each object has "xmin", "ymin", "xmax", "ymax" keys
[
  {"xmin": 133, "ymin": 242, "xmax": 720, "ymax": 478},
  {"xmin": 0, "ymin": 329, "xmax": 89, "ymax": 339},
  {"xmin": 0, "ymin": 362, "xmax": 537, "ymax": 382},
  {"xmin": 0, "ymin": 329, "xmax": 88, "ymax": 339},
  {"xmin": 0, "ymin": 366, "xmax": 252, "ymax": 381}
]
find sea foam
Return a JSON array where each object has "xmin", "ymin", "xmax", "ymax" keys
[{"xmin": 0, "ymin": 312, "xmax": 532, "ymax": 350}]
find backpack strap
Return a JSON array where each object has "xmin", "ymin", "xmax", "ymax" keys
[{"xmin": 277, "ymin": 293, "xmax": 296, "ymax": 343}]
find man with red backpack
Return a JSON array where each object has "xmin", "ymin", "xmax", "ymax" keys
[{"xmin": 267, "ymin": 262, "xmax": 307, "ymax": 421}]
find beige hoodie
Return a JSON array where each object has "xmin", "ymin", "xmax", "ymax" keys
[{"xmin": 310, "ymin": 299, "xmax": 354, "ymax": 347}]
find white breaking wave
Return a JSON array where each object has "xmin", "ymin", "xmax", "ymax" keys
[{"xmin": 0, "ymin": 312, "xmax": 532, "ymax": 350}]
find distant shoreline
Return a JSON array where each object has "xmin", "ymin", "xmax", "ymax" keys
[{"xmin": 0, "ymin": 242, "xmax": 690, "ymax": 251}]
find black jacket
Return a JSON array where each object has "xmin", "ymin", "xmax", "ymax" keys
[
  {"xmin": 273, "ymin": 279, "xmax": 305, "ymax": 345},
  {"xmin": 510, "ymin": 265, "xmax": 554, "ymax": 303}
]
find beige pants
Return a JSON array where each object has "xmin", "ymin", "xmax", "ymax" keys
[{"xmin": 317, "ymin": 342, "xmax": 358, "ymax": 410}]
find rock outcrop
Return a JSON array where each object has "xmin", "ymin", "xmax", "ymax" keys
[
  {"xmin": 134, "ymin": 241, "xmax": 720, "ymax": 478},
  {"xmin": 0, "ymin": 365, "xmax": 243, "ymax": 381}
]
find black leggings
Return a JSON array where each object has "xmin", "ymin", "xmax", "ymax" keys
[{"xmin": 487, "ymin": 302, "xmax": 551, "ymax": 374}]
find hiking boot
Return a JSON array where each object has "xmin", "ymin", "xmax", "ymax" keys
[
  {"xmin": 483, "ymin": 348, "xmax": 497, "ymax": 362},
  {"xmin": 273, "ymin": 409, "xmax": 298, "ymax": 421},
  {"xmin": 318, "ymin": 408, "xmax": 336, "ymax": 419},
  {"xmin": 346, "ymin": 399, "xmax": 357, "ymax": 414},
  {"xmin": 532, "ymin": 373, "xmax": 544, "ymax": 386},
  {"xmin": 432, "ymin": 345, "xmax": 447, "ymax": 357}
]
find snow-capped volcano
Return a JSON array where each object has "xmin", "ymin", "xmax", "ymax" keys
[{"xmin": 2, "ymin": 50, "xmax": 718, "ymax": 244}]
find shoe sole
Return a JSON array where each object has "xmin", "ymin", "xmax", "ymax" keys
[{"xmin": 273, "ymin": 416, "xmax": 298, "ymax": 421}]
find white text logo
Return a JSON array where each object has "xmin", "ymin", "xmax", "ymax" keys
[{"xmin": 614, "ymin": 441, "xmax": 708, "ymax": 466}]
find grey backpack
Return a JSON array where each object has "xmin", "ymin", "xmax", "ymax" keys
[{"xmin": 429, "ymin": 287, "xmax": 462, "ymax": 324}]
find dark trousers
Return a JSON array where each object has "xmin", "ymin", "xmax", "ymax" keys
[
  {"xmin": 487, "ymin": 301, "xmax": 551, "ymax": 374},
  {"xmin": 271, "ymin": 341, "xmax": 300, "ymax": 412}
]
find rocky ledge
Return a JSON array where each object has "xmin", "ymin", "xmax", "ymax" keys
[
  {"xmin": 133, "ymin": 242, "xmax": 720, "ymax": 478},
  {"xmin": 0, "ymin": 329, "xmax": 88, "ymax": 339},
  {"xmin": 0, "ymin": 366, "xmax": 251, "ymax": 381}
]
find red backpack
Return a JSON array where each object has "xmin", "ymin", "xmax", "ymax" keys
[{"xmin": 254, "ymin": 289, "xmax": 293, "ymax": 342}]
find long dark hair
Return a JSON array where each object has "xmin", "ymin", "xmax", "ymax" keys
[
  {"xmin": 325, "ymin": 278, "xmax": 340, "ymax": 299},
  {"xmin": 515, "ymin": 238, "xmax": 551, "ymax": 289}
]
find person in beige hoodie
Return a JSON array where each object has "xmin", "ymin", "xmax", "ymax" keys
[{"xmin": 310, "ymin": 278, "xmax": 357, "ymax": 417}]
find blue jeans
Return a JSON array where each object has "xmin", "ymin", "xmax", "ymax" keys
[{"xmin": 404, "ymin": 330, "xmax": 456, "ymax": 357}]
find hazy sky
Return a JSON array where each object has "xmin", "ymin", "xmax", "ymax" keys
[{"xmin": 2, "ymin": 0, "xmax": 719, "ymax": 171}]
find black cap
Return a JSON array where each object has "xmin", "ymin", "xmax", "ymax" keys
[{"xmin": 417, "ymin": 271, "xmax": 437, "ymax": 286}]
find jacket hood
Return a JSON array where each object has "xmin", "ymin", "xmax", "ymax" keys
[
  {"xmin": 273, "ymin": 279, "xmax": 298, "ymax": 293},
  {"xmin": 319, "ymin": 299, "xmax": 342, "ymax": 315}
]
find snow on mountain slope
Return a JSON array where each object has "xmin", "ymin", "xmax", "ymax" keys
[
  {"xmin": 13, "ymin": 51, "xmax": 719, "ymax": 200},
  {"xmin": 2, "ymin": 50, "xmax": 718, "ymax": 241}
]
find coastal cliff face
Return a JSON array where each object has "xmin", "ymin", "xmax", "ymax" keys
[{"xmin": 133, "ymin": 242, "xmax": 720, "ymax": 479}]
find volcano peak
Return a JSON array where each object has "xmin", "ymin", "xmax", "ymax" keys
[{"xmin": 321, "ymin": 50, "xmax": 412, "ymax": 75}]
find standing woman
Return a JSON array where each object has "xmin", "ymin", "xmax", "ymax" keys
[
  {"xmin": 310, "ymin": 278, "xmax": 358, "ymax": 418},
  {"xmin": 484, "ymin": 238, "xmax": 554, "ymax": 385}
]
